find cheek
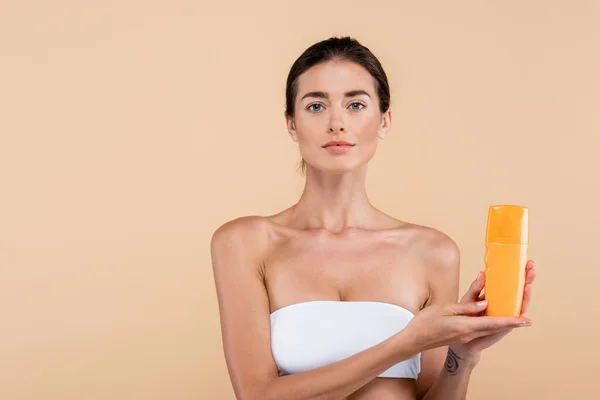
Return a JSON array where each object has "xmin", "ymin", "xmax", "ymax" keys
[
  {"xmin": 354, "ymin": 118, "xmax": 382, "ymax": 158},
  {"xmin": 359, "ymin": 135, "xmax": 380, "ymax": 160},
  {"xmin": 295, "ymin": 116, "xmax": 324, "ymax": 142},
  {"xmin": 354, "ymin": 117, "xmax": 381, "ymax": 141}
]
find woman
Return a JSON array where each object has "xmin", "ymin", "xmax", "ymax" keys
[{"xmin": 211, "ymin": 36, "xmax": 536, "ymax": 400}]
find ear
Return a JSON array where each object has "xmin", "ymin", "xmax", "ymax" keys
[
  {"xmin": 286, "ymin": 114, "xmax": 299, "ymax": 142},
  {"xmin": 378, "ymin": 110, "xmax": 392, "ymax": 140}
]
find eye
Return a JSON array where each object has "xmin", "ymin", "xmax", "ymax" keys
[
  {"xmin": 349, "ymin": 102, "xmax": 365, "ymax": 111},
  {"xmin": 307, "ymin": 103, "xmax": 324, "ymax": 113}
]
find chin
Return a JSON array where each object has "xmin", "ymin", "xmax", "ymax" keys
[{"xmin": 310, "ymin": 158, "xmax": 371, "ymax": 174}]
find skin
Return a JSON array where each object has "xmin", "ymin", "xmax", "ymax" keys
[{"xmin": 211, "ymin": 59, "xmax": 537, "ymax": 400}]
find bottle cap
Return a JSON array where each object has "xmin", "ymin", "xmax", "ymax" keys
[{"xmin": 486, "ymin": 205, "xmax": 529, "ymax": 244}]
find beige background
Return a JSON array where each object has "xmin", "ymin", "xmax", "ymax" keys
[{"xmin": 1, "ymin": 1, "xmax": 599, "ymax": 399}]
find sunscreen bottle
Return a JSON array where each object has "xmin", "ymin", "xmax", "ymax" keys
[{"xmin": 484, "ymin": 205, "xmax": 529, "ymax": 317}]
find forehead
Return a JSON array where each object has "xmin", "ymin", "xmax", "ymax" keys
[{"xmin": 296, "ymin": 60, "xmax": 376, "ymax": 98}]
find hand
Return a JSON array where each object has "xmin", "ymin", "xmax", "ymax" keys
[
  {"xmin": 406, "ymin": 294, "xmax": 531, "ymax": 355},
  {"xmin": 449, "ymin": 260, "xmax": 537, "ymax": 360}
]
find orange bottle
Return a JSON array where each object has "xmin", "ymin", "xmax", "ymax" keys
[{"xmin": 484, "ymin": 205, "xmax": 529, "ymax": 317}]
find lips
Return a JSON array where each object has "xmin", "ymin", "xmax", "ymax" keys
[
  {"xmin": 322, "ymin": 140, "xmax": 356, "ymax": 148},
  {"xmin": 322, "ymin": 140, "xmax": 355, "ymax": 154}
]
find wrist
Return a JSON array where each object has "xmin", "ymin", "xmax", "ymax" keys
[
  {"xmin": 392, "ymin": 327, "xmax": 423, "ymax": 361},
  {"xmin": 448, "ymin": 344, "xmax": 481, "ymax": 366}
]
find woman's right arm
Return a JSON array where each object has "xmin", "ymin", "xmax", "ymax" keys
[{"xmin": 210, "ymin": 217, "xmax": 530, "ymax": 400}]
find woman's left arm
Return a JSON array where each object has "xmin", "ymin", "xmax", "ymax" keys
[{"xmin": 416, "ymin": 234, "xmax": 536, "ymax": 400}]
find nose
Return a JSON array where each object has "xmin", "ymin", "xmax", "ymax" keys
[
  {"xmin": 328, "ymin": 110, "xmax": 346, "ymax": 134},
  {"xmin": 328, "ymin": 125, "xmax": 345, "ymax": 134}
]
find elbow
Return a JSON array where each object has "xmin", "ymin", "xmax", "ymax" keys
[
  {"xmin": 236, "ymin": 391, "xmax": 257, "ymax": 400},
  {"xmin": 235, "ymin": 388, "xmax": 259, "ymax": 400},
  {"xmin": 236, "ymin": 383, "xmax": 270, "ymax": 400},
  {"xmin": 236, "ymin": 378, "xmax": 317, "ymax": 400}
]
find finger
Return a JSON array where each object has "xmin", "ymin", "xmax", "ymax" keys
[
  {"xmin": 472, "ymin": 316, "xmax": 531, "ymax": 332},
  {"xmin": 521, "ymin": 284, "xmax": 533, "ymax": 315},
  {"xmin": 520, "ymin": 261, "xmax": 536, "ymax": 315},
  {"xmin": 469, "ymin": 327, "xmax": 513, "ymax": 341},
  {"xmin": 449, "ymin": 299, "xmax": 489, "ymax": 316},
  {"xmin": 526, "ymin": 263, "xmax": 537, "ymax": 285},
  {"xmin": 476, "ymin": 290, "xmax": 486, "ymax": 315},
  {"xmin": 460, "ymin": 271, "xmax": 485, "ymax": 303}
]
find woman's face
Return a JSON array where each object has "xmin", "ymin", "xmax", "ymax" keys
[{"xmin": 287, "ymin": 59, "xmax": 391, "ymax": 174}]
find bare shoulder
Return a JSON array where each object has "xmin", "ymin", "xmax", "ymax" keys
[
  {"xmin": 391, "ymin": 219, "xmax": 460, "ymax": 270},
  {"xmin": 417, "ymin": 224, "xmax": 460, "ymax": 267},
  {"xmin": 400, "ymin": 222, "xmax": 461, "ymax": 306},
  {"xmin": 211, "ymin": 215, "xmax": 274, "ymax": 254},
  {"xmin": 212, "ymin": 214, "xmax": 272, "ymax": 238}
]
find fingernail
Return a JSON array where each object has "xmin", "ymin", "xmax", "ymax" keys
[
  {"xmin": 476, "ymin": 271, "xmax": 481, "ymax": 282},
  {"xmin": 477, "ymin": 300, "xmax": 488, "ymax": 307},
  {"xmin": 519, "ymin": 322, "xmax": 532, "ymax": 327}
]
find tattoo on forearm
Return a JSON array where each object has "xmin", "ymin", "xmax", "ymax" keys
[{"xmin": 444, "ymin": 348, "xmax": 464, "ymax": 375}]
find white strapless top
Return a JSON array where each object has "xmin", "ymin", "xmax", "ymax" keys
[{"xmin": 270, "ymin": 300, "xmax": 421, "ymax": 379}]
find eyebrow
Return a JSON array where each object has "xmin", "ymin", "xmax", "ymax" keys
[{"xmin": 300, "ymin": 90, "xmax": 371, "ymax": 101}]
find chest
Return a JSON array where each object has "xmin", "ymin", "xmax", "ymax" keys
[{"xmin": 264, "ymin": 232, "xmax": 429, "ymax": 314}]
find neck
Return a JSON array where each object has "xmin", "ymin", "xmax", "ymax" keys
[{"xmin": 291, "ymin": 164, "xmax": 375, "ymax": 233}]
